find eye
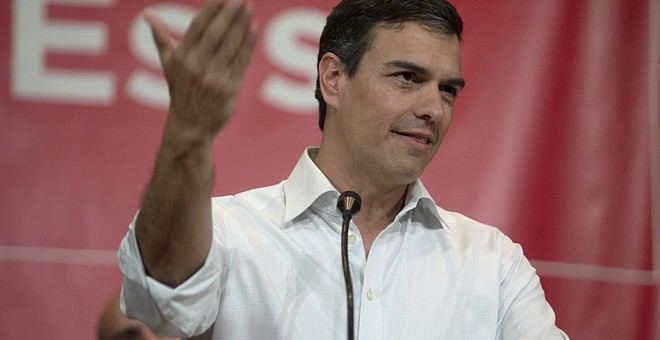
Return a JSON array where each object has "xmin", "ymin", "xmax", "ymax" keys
[
  {"xmin": 396, "ymin": 72, "xmax": 417, "ymax": 83},
  {"xmin": 439, "ymin": 84, "xmax": 457, "ymax": 97}
]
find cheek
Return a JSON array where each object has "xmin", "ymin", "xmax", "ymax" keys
[
  {"xmin": 353, "ymin": 91, "xmax": 388, "ymax": 127},
  {"xmin": 435, "ymin": 121, "xmax": 452, "ymax": 148},
  {"xmin": 346, "ymin": 79, "xmax": 411, "ymax": 135},
  {"xmin": 443, "ymin": 109, "xmax": 454, "ymax": 131}
]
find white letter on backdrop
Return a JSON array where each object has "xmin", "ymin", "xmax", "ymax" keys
[
  {"xmin": 126, "ymin": 3, "xmax": 195, "ymax": 109},
  {"xmin": 261, "ymin": 8, "xmax": 326, "ymax": 114},
  {"xmin": 11, "ymin": 0, "xmax": 115, "ymax": 104}
]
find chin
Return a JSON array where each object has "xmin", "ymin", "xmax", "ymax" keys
[{"xmin": 392, "ymin": 168, "xmax": 424, "ymax": 186}]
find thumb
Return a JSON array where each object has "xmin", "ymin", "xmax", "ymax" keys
[{"xmin": 143, "ymin": 10, "xmax": 175, "ymax": 60}]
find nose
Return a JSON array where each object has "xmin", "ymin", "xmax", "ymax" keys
[{"xmin": 414, "ymin": 85, "xmax": 450, "ymax": 123}]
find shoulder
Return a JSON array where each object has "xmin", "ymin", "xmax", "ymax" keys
[
  {"xmin": 434, "ymin": 206, "xmax": 520, "ymax": 255},
  {"xmin": 210, "ymin": 181, "xmax": 287, "ymax": 227},
  {"xmin": 212, "ymin": 181, "xmax": 285, "ymax": 210}
]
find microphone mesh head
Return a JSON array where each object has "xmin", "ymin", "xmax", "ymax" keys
[{"xmin": 337, "ymin": 191, "xmax": 362, "ymax": 216}]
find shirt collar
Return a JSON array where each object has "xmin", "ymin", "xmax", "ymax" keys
[
  {"xmin": 283, "ymin": 147, "xmax": 338, "ymax": 224},
  {"xmin": 400, "ymin": 179, "xmax": 449, "ymax": 230},
  {"xmin": 282, "ymin": 147, "xmax": 448, "ymax": 231}
]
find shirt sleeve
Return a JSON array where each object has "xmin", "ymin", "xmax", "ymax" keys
[
  {"xmin": 117, "ymin": 212, "xmax": 229, "ymax": 338},
  {"xmin": 496, "ymin": 232, "xmax": 570, "ymax": 340}
]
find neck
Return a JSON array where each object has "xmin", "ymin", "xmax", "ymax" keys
[
  {"xmin": 352, "ymin": 186, "xmax": 407, "ymax": 232},
  {"xmin": 313, "ymin": 146, "xmax": 410, "ymax": 232}
]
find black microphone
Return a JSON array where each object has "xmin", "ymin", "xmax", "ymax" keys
[
  {"xmin": 337, "ymin": 191, "xmax": 361, "ymax": 340},
  {"xmin": 338, "ymin": 191, "xmax": 361, "ymax": 217}
]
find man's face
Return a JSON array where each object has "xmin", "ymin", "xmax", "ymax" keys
[{"xmin": 329, "ymin": 22, "xmax": 464, "ymax": 188}]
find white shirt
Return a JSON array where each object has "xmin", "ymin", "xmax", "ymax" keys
[{"xmin": 118, "ymin": 148, "xmax": 568, "ymax": 340}]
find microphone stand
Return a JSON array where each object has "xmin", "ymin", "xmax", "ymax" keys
[
  {"xmin": 341, "ymin": 211, "xmax": 355, "ymax": 340},
  {"xmin": 337, "ymin": 191, "xmax": 361, "ymax": 340}
]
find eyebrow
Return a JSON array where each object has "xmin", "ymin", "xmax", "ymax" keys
[{"xmin": 385, "ymin": 60, "xmax": 466, "ymax": 89}]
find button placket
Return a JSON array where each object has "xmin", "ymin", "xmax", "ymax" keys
[{"xmin": 356, "ymin": 228, "xmax": 394, "ymax": 339}]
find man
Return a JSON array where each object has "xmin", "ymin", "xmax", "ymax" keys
[
  {"xmin": 98, "ymin": 290, "xmax": 176, "ymax": 340},
  {"xmin": 118, "ymin": 0, "xmax": 569, "ymax": 339}
]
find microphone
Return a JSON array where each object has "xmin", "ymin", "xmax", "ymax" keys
[
  {"xmin": 337, "ymin": 191, "xmax": 361, "ymax": 340},
  {"xmin": 338, "ymin": 191, "xmax": 361, "ymax": 217}
]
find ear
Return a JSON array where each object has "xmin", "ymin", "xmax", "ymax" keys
[{"xmin": 318, "ymin": 52, "xmax": 343, "ymax": 111}]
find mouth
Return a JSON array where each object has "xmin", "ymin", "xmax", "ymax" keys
[{"xmin": 392, "ymin": 131, "xmax": 434, "ymax": 145}]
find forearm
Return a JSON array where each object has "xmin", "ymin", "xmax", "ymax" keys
[
  {"xmin": 131, "ymin": 0, "xmax": 256, "ymax": 287},
  {"xmin": 135, "ymin": 119, "xmax": 215, "ymax": 287}
]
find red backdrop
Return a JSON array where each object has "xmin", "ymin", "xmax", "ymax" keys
[{"xmin": 1, "ymin": 0, "xmax": 658, "ymax": 339}]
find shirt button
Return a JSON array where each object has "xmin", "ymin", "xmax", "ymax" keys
[
  {"xmin": 367, "ymin": 290, "xmax": 374, "ymax": 301},
  {"xmin": 348, "ymin": 234, "xmax": 357, "ymax": 244}
]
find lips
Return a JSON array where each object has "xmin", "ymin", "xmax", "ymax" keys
[{"xmin": 393, "ymin": 130, "xmax": 434, "ymax": 144}]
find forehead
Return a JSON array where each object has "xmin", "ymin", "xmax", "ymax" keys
[{"xmin": 365, "ymin": 22, "xmax": 461, "ymax": 73}]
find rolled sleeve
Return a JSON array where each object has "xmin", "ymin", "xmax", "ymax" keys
[{"xmin": 117, "ymin": 213, "xmax": 228, "ymax": 338}]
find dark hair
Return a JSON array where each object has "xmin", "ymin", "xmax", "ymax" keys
[{"xmin": 314, "ymin": 0, "xmax": 463, "ymax": 130}]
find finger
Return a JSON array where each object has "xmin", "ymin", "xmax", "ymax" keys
[
  {"xmin": 206, "ymin": 17, "xmax": 257, "ymax": 90},
  {"xmin": 195, "ymin": 0, "xmax": 247, "ymax": 63},
  {"xmin": 207, "ymin": 1, "xmax": 254, "ymax": 72},
  {"xmin": 178, "ymin": 0, "xmax": 225, "ymax": 52},
  {"xmin": 144, "ymin": 10, "xmax": 175, "ymax": 60},
  {"xmin": 230, "ymin": 19, "xmax": 258, "ymax": 76}
]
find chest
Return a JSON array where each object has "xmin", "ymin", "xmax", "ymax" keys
[{"xmin": 214, "ymin": 224, "xmax": 501, "ymax": 339}]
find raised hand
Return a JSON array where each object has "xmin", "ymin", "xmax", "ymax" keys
[
  {"xmin": 134, "ymin": 0, "xmax": 258, "ymax": 287},
  {"xmin": 145, "ymin": 0, "xmax": 258, "ymax": 142}
]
